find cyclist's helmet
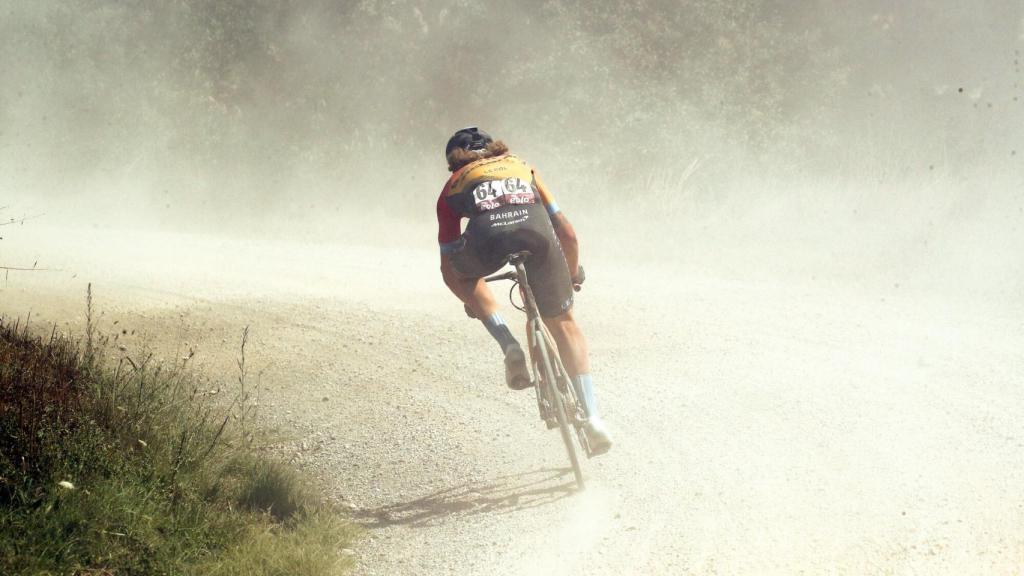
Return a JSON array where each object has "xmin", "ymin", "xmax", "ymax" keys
[{"xmin": 444, "ymin": 126, "xmax": 493, "ymax": 158}]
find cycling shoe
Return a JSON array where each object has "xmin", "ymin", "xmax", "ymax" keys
[
  {"xmin": 503, "ymin": 344, "xmax": 532, "ymax": 390},
  {"xmin": 583, "ymin": 417, "xmax": 613, "ymax": 456}
]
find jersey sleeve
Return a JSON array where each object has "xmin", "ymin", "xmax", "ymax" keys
[
  {"xmin": 436, "ymin": 185, "xmax": 464, "ymax": 254},
  {"xmin": 531, "ymin": 169, "xmax": 561, "ymax": 216}
]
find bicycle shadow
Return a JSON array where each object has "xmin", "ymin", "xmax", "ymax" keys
[{"xmin": 354, "ymin": 467, "xmax": 577, "ymax": 529}]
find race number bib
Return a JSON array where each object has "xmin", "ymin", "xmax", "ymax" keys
[{"xmin": 472, "ymin": 177, "xmax": 536, "ymax": 211}]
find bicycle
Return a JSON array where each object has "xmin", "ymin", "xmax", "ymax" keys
[{"xmin": 483, "ymin": 251, "xmax": 591, "ymax": 490}]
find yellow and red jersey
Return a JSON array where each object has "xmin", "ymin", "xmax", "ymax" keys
[{"xmin": 436, "ymin": 154, "xmax": 560, "ymax": 251}]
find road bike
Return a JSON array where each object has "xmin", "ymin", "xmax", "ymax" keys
[{"xmin": 484, "ymin": 251, "xmax": 591, "ymax": 490}]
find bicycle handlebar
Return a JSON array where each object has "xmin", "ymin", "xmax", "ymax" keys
[
  {"xmin": 572, "ymin": 264, "xmax": 585, "ymax": 292},
  {"xmin": 468, "ymin": 263, "xmax": 583, "ymax": 318},
  {"xmin": 485, "ymin": 267, "xmax": 585, "ymax": 291}
]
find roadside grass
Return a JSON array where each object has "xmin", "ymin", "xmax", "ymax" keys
[{"xmin": 0, "ymin": 312, "xmax": 356, "ymax": 575}]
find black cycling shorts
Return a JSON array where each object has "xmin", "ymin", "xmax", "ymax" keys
[{"xmin": 450, "ymin": 204, "xmax": 573, "ymax": 318}]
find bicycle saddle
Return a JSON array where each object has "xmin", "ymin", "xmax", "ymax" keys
[{"xmin": 505, "ymin": 250, "xmax": 533, "ymax": 265}]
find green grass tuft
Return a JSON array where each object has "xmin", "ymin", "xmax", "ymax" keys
[
  {"xmin": 0, "ymin": 317, "xmax": 356, "ymax": 575},
  {"xmin": 238, "ymin": 458, "xmax": 314, "ymax": 521}
]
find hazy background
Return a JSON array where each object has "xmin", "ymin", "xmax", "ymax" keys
[{"xmin": 1, "ymin": 0, "xmax": 1022, "ymax": 298}]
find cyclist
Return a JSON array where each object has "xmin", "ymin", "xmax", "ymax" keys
[{"xmin": 436, "ymin": 127, "xmax": 611, "ymax": 454}]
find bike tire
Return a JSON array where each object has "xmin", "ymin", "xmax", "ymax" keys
[{"xmin": 535, "ymin": 329, "xmax": 585, "ymax": 490}]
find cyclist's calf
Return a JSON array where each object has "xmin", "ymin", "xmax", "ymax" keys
[{"xmin": 540, "ymin": 311, "xmax": 590, "ymax": 377}]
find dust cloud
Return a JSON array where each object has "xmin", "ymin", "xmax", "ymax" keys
[
  {"xmin": 2, "ymin": 7, "xmax": 1024, "ymax": 573},
  {"xmin": 1, "ymin": 0, "xmax": 1022, "ymax": 300}
]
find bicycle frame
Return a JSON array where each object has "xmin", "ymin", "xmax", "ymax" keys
[{"xmin": 486, "ymin": 252, "xmax": 589, "ymax": 488}]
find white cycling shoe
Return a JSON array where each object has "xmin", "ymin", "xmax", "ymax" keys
[
  {"xmin": 583, "ymin": 416, "xmax": 613, "ymax": 456},
  {"xmin": 503, "ymin": 344, "xmax": 532, "ymax": 390}
]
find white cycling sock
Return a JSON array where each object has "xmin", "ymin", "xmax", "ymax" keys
[{"xmin": 572, "ymin": 374, "xmax": 599, "ymax": 418}]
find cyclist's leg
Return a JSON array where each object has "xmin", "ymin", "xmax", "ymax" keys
[
  {"xmin": 526, "ymin": 230, "xmax": 612, "ymax": 453},
  {"xmin": 521, "ymin": 214, "xmax": 583, "ymax": 377},
  {"xmin": 541, "ymin": 311, "xmax": 611, "ymax": 453},
  {"xmin": 462, "ymin": 276, "xmax": 500, "ymax": 319},
  {"xmin": 541, "ymin": 312, "xmax": 598, "ymax": 415},
  {"xmin": 540, "ymin": 310, "xmax": 589, "ymax": 377},
  {"xmin": 447, "ymin": 272, "xmax": 516, "ymax": 346},
  {"xmin": 450, "ymin": 226, "xmax": 530, "ymax": 388},
  {"xmin": 449, "ymin": 230, "xmax": 504, "ymax": 320}
]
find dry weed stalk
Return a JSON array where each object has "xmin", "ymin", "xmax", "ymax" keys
[{"xmin": 85, "ymin": 283, "xmax": 95, "ymax": 367}]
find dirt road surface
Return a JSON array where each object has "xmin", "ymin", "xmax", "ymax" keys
[{"xmin": 2, "ymin": 225, "xmax": 1022, "ymax": 575}]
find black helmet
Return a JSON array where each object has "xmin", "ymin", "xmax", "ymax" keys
[{"xmin": 444, "ymin": 126, "xmax": 493, "ymax": 158}]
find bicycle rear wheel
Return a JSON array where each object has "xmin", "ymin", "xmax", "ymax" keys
[
  {"xmin": 534, "ymin": 328, "xmax": 584, "ymax": 490},
  {"xmin": 546, "ymin": 334, "xmax": 591, "ymax": 457}
]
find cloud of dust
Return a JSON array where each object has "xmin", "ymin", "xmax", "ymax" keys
[{"xmin": 0, "ymin": 1, "xmax": 1022, "ymax": 299}]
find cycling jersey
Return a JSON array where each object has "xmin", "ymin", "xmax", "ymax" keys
[
  {"xmin": 436, "ymin": 154, "xmax": 560, "ymax": 253},
  {"xmin": 436, "ymin": 154, "xmax": 573, "ymax": 317}
]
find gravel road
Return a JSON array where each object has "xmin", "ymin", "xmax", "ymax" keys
[{"xmin": 2, "ymin": 227, "xmax": 1023, "ymax": 575}]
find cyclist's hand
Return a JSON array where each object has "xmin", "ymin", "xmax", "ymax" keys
[
  {"xmin": 464, "ymin": 303, "xmax": 477, "ymax": 319},
  {"xmin": 572, "ymin": 264, "xmax": 586, "ymax": 292}
]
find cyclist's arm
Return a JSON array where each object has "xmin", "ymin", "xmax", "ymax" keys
[
  {"xmin": 532, "ymin": 170, "xmax": 581, "ymax": 280},
  {"xmin": 436, "ymin": 191, "xmax": 463, "ymax": 255},
  {"xmin": 437, "ymin": 191, "xmax": 475, "ymax": 301},
  {"xmin": 550, "ymin": 212, "xmax": 580, "ymax": 280}
]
